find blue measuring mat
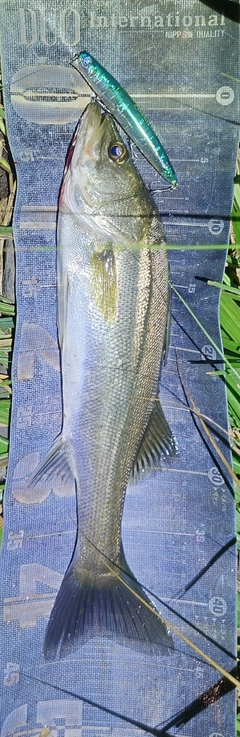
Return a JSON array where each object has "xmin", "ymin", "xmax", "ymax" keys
[{"xmin": 0, "ymin": 0, "xmax": 239, "ymax": 735}]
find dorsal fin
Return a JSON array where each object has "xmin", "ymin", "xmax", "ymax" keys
[{"xmin": 132, "ymin": 401, "xmax": 176, "ymax": 479}]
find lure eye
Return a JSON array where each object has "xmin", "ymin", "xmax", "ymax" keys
[
  {"xmin": 108, "ymin": 141, "xmax": 129, "ymax": 165},
  {"xmin": 81, "ymin": 54, "xmax": 92, "ymax": 67}
]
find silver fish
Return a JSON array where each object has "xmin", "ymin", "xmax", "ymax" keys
[{"xmin": 32, "ymin": 100, "xmax": 176, "ymax": 659}]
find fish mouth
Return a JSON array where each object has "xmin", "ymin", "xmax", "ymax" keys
[
  {"xmin": 64, "ymin": 101, "xmax": 108, "ymax": 176},
  {"xmin": 74, "ymin": 101, "xmax": 109, "ymax": 165},
  {"xmin": 62, "ymin": 100, "xmax": 114, "ymax": 220}
]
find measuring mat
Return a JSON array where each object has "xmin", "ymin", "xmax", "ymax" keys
[{"xmin": 0, "ymin": 1, "xmax": 239, "ymax": 735}]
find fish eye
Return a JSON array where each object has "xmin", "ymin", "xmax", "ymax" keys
[{"xmin": 108, "ymin": 141, "xmax": 129, "ymax": 165}]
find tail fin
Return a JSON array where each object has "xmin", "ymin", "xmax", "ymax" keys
[{"xmin": 44, "ymin": 552, "xmax": 174, "ymax": 660}]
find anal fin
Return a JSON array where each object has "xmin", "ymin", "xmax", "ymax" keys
[{"xmin": 132, "ymin": 401, "xmax": 176, "ymax": 479}]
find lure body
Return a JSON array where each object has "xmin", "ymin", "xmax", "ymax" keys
[{"xmin": 71, "ymin": 50, "xmax": 178, "ymax": 188}]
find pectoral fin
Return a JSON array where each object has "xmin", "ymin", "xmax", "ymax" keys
[
  {"xmin": 132, "ymin": 401, "xmax": 176, "ymax": 479},
  {"xmin": 90, "ymin": 249, "xmax": 118, "ymax": 324}
]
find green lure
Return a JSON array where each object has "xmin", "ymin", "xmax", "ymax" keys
[{"xmin": 71, "ymin": 50, "xmax": 178, "ymax": 188}]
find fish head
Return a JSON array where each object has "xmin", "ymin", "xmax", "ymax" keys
[{"xmin": 61, "ymin": 100, "xmax": 153, "ymax": 244}]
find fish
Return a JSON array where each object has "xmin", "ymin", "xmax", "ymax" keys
[
  {"xmin": 71, "ymin": 50, "xmax": 178, "ymax": 188},
  {"xmin": 31, "ymin": 100, "xmax": 176, "ymax": 659}
]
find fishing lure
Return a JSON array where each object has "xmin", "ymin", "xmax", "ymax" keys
[{"xmin": 71, "ymin": 50, "xmax": 178, "ymax": 188}]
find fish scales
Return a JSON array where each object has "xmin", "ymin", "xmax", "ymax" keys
[
  {"xmin": 59, "ymin": 230, "xmax": 166, "ymax": 559},
  {"xmin": 30, "ymin": 101, "xmax": 176, "ymax": 658}
]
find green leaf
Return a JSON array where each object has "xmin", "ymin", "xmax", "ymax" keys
[
  {"xmin": 220, "ymin": 298, "xmax": 240, "ymax": 344},
  {"xmin": 0, "ymin": 353, "xmax": 10, "ymax": 368},
  {"xmin": 235, "ymin": 506, "xmax": 240, "ymax": 537},
  {"xmin": 0, "ymin": 436, "xmax": 9, "ymax": 453},
  {"xmin": 222, "ymin": 338, "xmax": 240, "ymax": 353},
  {"xmin": 0, "ymin": 157, "xmax": 11, "ymax": 173},
  {"xmin": 0, "ymin": 226, "xmax": 13, "ymax": 238},
  {"xmin": 0, "ymin": 316, "xmax": 15, "ymax": 328},
  {"xmin": 0, "ymin": 400, "xmax": 10, "ymax": 425},
  {"xmin": 226, "ymin": 385, "xmax": 240, "ymax": 426},
  {"xmin": 0, "ymin": 454, "xmax": 8, "ymax": 467},
  {"xmin": 0, "ymin": 302, "xmax": 15, "ymax": 315},
  {"xmin": 234, "ymin": 486, "xmax": 240, "ymax": 504},
  {"xmin": 0, "ymin": 295, "xmax": 14, "ymax": 305},
  {"xmin": 0, "ymin": 118, "xmax": 6, "ymax": 135},
  {"xmin": 208, "ymin": 279, "xmax": 240, "ymax": 298},
  {"xmin": 232, "ymin": 216, "xmax": 240, "ymax": 243}
]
